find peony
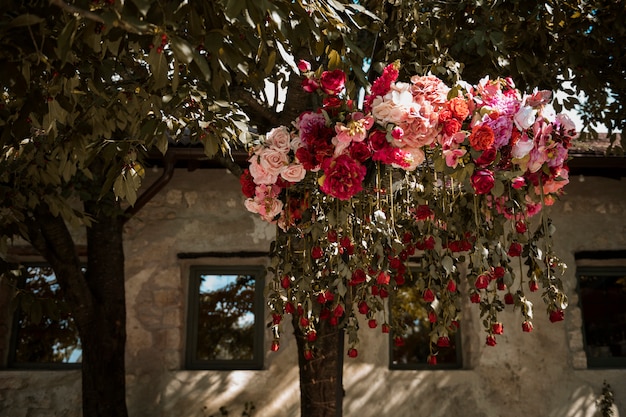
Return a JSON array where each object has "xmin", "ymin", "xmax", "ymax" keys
[
  {"xmin": 319, "ymin": 154, "xmax": 367, "ymax": 200},
  {"xmin": 470, "ymin": 169, "xmax": 495, "ymax": 195},
  {"xmin": 320, "ymin": 69, "xmax": 346, "ymax": 95}
]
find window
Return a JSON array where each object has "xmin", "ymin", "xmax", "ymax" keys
[
  {"xmin": 186, "ymin": 265, "xmax": 265, "ymax": 370},
  {"xmin": 390, "ymin": 269, "xmax": 462, "ymax": 369},
  {"xmin": 577, "ymin": 253, "xmax": 626, "ymax": 368},
  {"xmin": 8, "ymin": 264, "xmax": 81, "ymax": 368}
]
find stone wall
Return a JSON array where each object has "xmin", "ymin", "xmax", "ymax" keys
[{"xmin": 0, "ymin": 168, "xmax": 624, "ymax": 417}]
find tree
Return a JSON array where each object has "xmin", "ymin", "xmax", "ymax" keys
[{"xmin": 0, "ymin": 1, "xmax": 375, "ymax": 416}]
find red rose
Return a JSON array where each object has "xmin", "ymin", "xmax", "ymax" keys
[
  {"xmin": 522, "ymin": 321, "xmax": 534, "ymax": 332},
  {"xmin": 475, "ymin": 273, "xmax": 490, "ymax": 290},
  {"xmin": 319, "ymin": 308, "xmax": 330, "ymax": 320},
  {"xmin": 376, "ymin": 271, "xmax": 390, "ymax": 285},
  {"xmin": 470, "ymin": 292, "xmax": 481, "ymax": 303},
  {"xmin": 447, "ymin": 280, "xmax": 457, "ymax": 292},
  {"xmin": 549, "ymin": 309, "xmax": 565, "ymax": 323},
  {"xmin": 320, "ymin": 154, "xmax": 366, "ymax": 200},
  {"xmin": 475, "ymin": 147, "xmax": 497, "ymax": 167},
  {"xmin": 437, "ymin": 336, "xmax": 451, "ymax": 348},
  {"xmin": 470, "ymin": 169, "xmax": 495, "ymax": 195},
  {"xmin": 271, "ymin": 340, "xmax": 280, "ymax": 351},
  {"xmin": 515, "ymin": 221, "xmax": 527, "ymax": 234},
  {"xmin": 442, "ymin": 119, "xmax": 462, "ymax": 137},
  {"xmin": 368, "ymin": 130, "xmax": 388, "ymax": 151},
  {"xmin": 306, "ymin": 331, "xmax": 317, "ymax": 342},
  {"xmin": 379, "ymin": 288, "xmax": 389, "ymax": 298},
  {"xmin": 327, "ymin": 229, "xmax": 338, "ymax": 243},
  {"xmin": 508, "ymin": 242, "xmax": 523, "ymax": 257},
  {"xmin": 395, "ymin": 273, "xmax": 405, "ymax": 286},
  {"xmin": 469, "ymin": 124, "xmax": 495, "ymax": 151},
  {"xmin": 394, "ymin": 336, "xmax": 405, "ymax": 347},
  {"xmin": 497, "ymin": 281, "xmax": 506, "ymax": 291},
  {"xmin": 423, "ymin": 288, "xmax": 435, "ymax": 303},
  {"xmin": 504, "ymin": 293, "xmax": 515, "ymax": 305},
  {"xmin": 333, "ymin": 303, "xmax": 345, "ymax": 318},
  {"xmin": 322, "ymin": 96, "xmax": 342, "ymax": 110},
  {"xmin": 350, "ymin": 268, "xmax": 366, "ymax": 286},
  {"xmin": 347, "ymin": 348, "xmax": 358, "ymax": 358},
  {"xmin": 492, "ymin": 322, "xmax": 504, "ymax": 335},
  {"xmin": 300, "ymin": 317, "xmax": 309, "ymax": 327},
  {"xmin": 240, "ymin": 169, "xmax": 257, "ymax": 198},
  {"xmin": 493, "ymin": 266, "xmax": 506, "ymax": 279},
  {"xmin": 529, "ymin": 280, "xmax": 539, "ymax": 292},
  {"xmin": 358, "ymin": 301, "xmax": 369, "ymax": 315},
  {"xmin": 281, "ymin": 275, "xmax": 291, "ymax": 289},
  {"xmin": 486, "ymin": 335, "xmax": 497, "ymax": 346},
  {"xmin": 284, "ymin": 302, "xmax": 295, "ymax": 314},
  {"xmin": 428, "ymin": 311, "xmax": 437, "ymax": 323},
  {"xmin": 427, "ymin": 354, "xmax": 438, "ymax": 365},
  {"xmin": 368, "ymin": 319, "xmax": 378, "ymax": 329},
  {"xmin": 272, "ymin": 314, "xmax": 282, "ymax": 325},
  {"xmin": 311, "ymin": 246, "xmax": 324, "ymax": 259},
  {"xmin": 381, "ymin": 323, "xmax": 390, "ymax": 334},
  {"xmin": 304, "ymin": 349, "xmax": 314, "ymax": 360},
  {"xmin": 415, "ymin": 204, "xmax": 434, "ymax": 220},
  {"xmin": 320, "ymin": 69, "xmax": 346, "ymax": 95}
]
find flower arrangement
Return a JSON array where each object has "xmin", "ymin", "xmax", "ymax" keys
[{"xmin": 241, "ymin": 60, "xmax": 574, "ymax": 362}]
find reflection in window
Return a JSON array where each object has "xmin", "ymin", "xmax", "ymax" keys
[
  {"xmin": 390, "ymin": 279, "xmax": 461, "ymax": 369},
  {"xmin": 578, "ymin": 266, "xmax": 626, "ymax": 368},
  {"xmin": 10, "ymin": 265, "xmax": 81, "ymax": 366},
  {"xmin": 186, "ymin": 266, "xmax": 264, "ymax": 370}
]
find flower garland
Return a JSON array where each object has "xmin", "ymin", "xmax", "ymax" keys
[{"xmin": 241, "ymin": 60, "xmax": 574, "ymax": 362}]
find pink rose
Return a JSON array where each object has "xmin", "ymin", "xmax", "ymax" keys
[
  {"xmin": 258, "ymin": 147, "xmax": 289, "ymax": 176},
  {"xmin": 470, "ymin": 169, "xmax": 495, "ymax": 195},
  {"xmin": 320, "ymin": 69, "xmax": 346, "ymax": 95},
  {"xmin": 475, "ymin": 273, "xmax": 490, "ymax": 290},
  {"xmin": 297, "ymin": 59, "xmax": 311, "ymax": 72},
  {"xmin": 280, "ymin": 163, "xmax": 306, "ymax": 183},
  {"xmin": 266, "ymin": 126, "xmax": 291, "ymax": 152},
  {"xmin": 248, "ymin": 158, "xmax": 278, "ymax": 185},
  {"xmin": 320, "ymin": 154, "xmax": 366, "ymax": 200}
]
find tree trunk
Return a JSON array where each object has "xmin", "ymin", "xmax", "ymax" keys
[
  {"xmin": 80, "ymin": 198, "xmax": 128, "ymax": 417},
  {"xmin": 293, "ymin": 315, "xmax": 344, "ymax": 417},
  {"xmin": 25, "ymin": 196, "xmax": 128, "ymax": 417}
]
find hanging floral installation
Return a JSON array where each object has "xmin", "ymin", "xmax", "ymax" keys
[{"xmin": 240, "ymin": 60, "xmax": 574, "ymax": 363}]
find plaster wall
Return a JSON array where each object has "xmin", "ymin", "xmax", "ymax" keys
[{"xmin": 0, "ymin": 169, "xmax": 624, "ymax": 417}]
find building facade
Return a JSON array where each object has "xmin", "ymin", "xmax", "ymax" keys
[{"xmin": 0, "ymin": 160, "xmax": 625, "ymax": 417}]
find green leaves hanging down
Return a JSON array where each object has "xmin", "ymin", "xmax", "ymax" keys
[{"xmin": 113, "ymin": 163, "xmax": 145, "ymax": 207}]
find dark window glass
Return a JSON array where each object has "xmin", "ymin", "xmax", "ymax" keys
[
  {"xmin": 390, "ymin": 273, "xmax": 461, "ymax": 369},
  {"xmin": 9, "ymin": 265, "xmax": 81, "ymax": 367},
  {"xmin": 186, "ymin": 266, "xmax": 264, "ymax": 370},
  {"xmin": 578, "ymin": 266, "xmax": 626, "ymax": 368}
]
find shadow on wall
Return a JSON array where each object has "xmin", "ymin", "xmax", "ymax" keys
[{"xmin": 160, "ymin": 366, "xmax": 301, "ymax": 417}]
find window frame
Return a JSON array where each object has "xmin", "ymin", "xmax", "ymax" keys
[
  {"xmin": 577, "ymin": 262, "xmax": 626, "ymax": 369},
  {"xmin": 388, "ymin": 267, "xmax": 463, "ymax": 371},
  {"xmin": 7, "ymin": 262, "xmax": 82, "ymax": 370},
  {"xmin": 185, "ymin": 265, "xmax": 265, "ymax": 371}
]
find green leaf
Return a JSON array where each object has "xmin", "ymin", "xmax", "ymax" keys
[
  {"xmin": 8, "ymin": 14, "xmax": 44, "ymax": 27},
  {"xmin": 264, "ymin": 50, "xmax": 276, "ymax": 75},
  {"xmin": 55, "ymin": 18, "xmax": 78, "ymax": 66},
  {"xmin": 130, "ymin": 0, "xmax": 152, "ymax": 16},
  {"xmin": 170, "ymin": 36, "xmax": 194, "ymax": 64},
  {"xmin": 225, "ymin": 0, "xmax": 246, "ymax": 19}
]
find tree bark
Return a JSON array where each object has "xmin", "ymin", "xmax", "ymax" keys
[
  {"xmin": 293, "ymin": 315, "xmax": 344, "ymax": 417},
  {"xmin": 25, "ymin": 196, "xmax": 128, "ymax": 417}
]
